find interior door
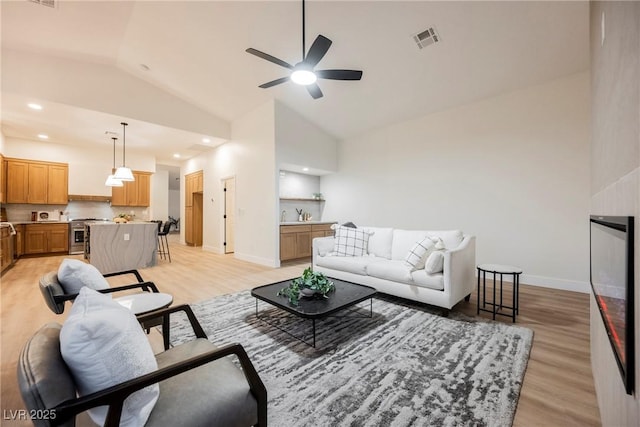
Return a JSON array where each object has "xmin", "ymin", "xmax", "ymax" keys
[{"xmin": 223, "ymin": 177, "xmax": 235, "ymax": 253}]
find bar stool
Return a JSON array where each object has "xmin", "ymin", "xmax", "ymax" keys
[
  {"xmin": 477, "ymin": 264, "xmax": 522, "ymax": 322},
  {"xmin": 157, "ymin": 221, "xmax": 172, "ymax": 262}
]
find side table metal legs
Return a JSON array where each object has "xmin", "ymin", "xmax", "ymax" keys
[{"xmin": 477, "ymin": 265, "xmax": 522, "ymax": 323}]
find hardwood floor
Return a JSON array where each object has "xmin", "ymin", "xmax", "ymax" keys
[{"xmin": 0, "ymin": 236, "xmax": 600, "ymax": 426}]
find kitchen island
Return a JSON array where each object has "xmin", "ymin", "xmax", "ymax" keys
[{"xmin": 86, "ymin": 221, "xmax": 157, "ymax": 274}]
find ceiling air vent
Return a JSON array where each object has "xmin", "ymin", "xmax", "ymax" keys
[
  {"xmin": 28, "ymin": 0, "xmax": 57, "ymax": 8},
  {"xmin": 413, "ymin": 27, "xmax": 440, "ymax": 49}
]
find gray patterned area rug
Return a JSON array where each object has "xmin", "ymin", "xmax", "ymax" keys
[{"xmin": 166, "ymin": 291, "xmax": 533, "ymax": 427}]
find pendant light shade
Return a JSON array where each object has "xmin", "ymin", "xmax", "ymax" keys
[
  {"xmin": 113, "ymin": 122, "xmax": 135, "ymax": 182},
  {"xmin": 105, "ymin": 137, "xmax": 123, "ymax": 187}
]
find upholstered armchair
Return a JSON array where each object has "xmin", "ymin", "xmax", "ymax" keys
[{"xmin": 17, "ymin": 304, "xmax": 267, "ymax": 427}]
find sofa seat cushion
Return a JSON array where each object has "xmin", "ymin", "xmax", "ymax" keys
[
  {"xmin": 411, "ymin": 270, "xmax": 445, "ymax": 290},
  {"xmin": 366, "ymin": 261, "xmax": 413, "ymax": 284},
  {"xmin": 316, "ymin": 255, "xmax": 385, "ymax": 276},
  {"xmin": 147, "ymin": 339, "xmax": 257, "ymax": 427}
]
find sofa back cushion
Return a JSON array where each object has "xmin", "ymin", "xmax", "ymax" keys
[
  {"xmin": 391, "ymin": 230, "xmax": 430, "ymax": 260},
  {"xmin": 427, "ymin": 230, "xmax": 464, "ymax": 250},
  {"xmin": 361, "ymin": 227, "xmax": 393, "ymax": 259}
]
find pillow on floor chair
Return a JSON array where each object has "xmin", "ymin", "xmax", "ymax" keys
[
  {"xmin": 57, "ymin": 259, "xmax": 110, "ymax": 294},
  {"xmin": 60, "ymin": 287, "xmax": 159, "ymax": 427}
]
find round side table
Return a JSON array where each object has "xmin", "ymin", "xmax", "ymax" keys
[{"xmin": 477, "ymin": 264, "xmax": 522, "ymax": 322}]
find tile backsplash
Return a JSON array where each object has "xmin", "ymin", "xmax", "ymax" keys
[{"xmin": 4, "ymin": 201, "xmax": 150, "ymax": 222}]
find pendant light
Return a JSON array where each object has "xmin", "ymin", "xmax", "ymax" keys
[
  {"xmin": 105, "ymin": 136, "xmax": 123, "ymax": 187},
  {"xmin": 113, "ymin": 122, "xmax": 135, "ymax": 181}
]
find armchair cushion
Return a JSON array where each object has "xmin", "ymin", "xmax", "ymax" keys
[
  {"xmin": 57, "ymin": 259, "xmax": 109, "ymax": 294},
  {"xmin": 146, "ymin": 338, "xmax": 258, "ymax": 427},
  {"xmin": 60, "ymin": 287, "xmax": 159, "ymax": 427}
]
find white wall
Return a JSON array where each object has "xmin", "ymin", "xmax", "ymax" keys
[
  {"xmin": 3, "ymin": 49, "xmax": 229, "ymax": 138},
  {"xmin": 3, "ymin": 137, "xmax": 155, "ymax": 196},
  {"xmin": 275, "ymin": 101, "xmax": 338, "ymax": 174},
  {"xmin": 322, "ymin": 72, "xmax": 591, "ymax": 292},
  {"xmin": 183, "ymin": 101, "xmax": 278, "ymax": 267},
  {"xmin": 151, "ymin": 169, "xmax": 169, "ymax": 222}
]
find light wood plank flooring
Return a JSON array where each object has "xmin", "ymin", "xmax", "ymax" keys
[{"xmin": 0, "ymin": 236, "xmax": 600, "ymax": 426}]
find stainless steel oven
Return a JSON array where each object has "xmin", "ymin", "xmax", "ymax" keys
[{"xmin": 69, "ymin": 218, "xmax": 110, "ymax": 255}]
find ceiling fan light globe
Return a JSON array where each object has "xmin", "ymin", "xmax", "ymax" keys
[
  {"xmin": 105, "ymin": 175, "xmax": 124, "ymax": 187},
  {"xmin": 291, "ymin": 69, "xmax": 317, "ymax": 86},
  {"xmin": 113, "ymin": 167, "xmax": 135, "ymax": 182}
]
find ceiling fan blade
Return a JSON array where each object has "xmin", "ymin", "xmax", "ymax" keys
[
  {"xmin": 304, "ymin": 35, "xmax": 332, "ymax": 67},
  {"xmin": 246, "ymin": 48, "xmax": 294, "ymax": 70},
  {"xmin": 306, "ymin": 83, "xmax": 323, "ymax": 99},
  {"xmin": 316, "ymin": 69, "xmax": 363, "ymax": 81},
  {"xmin": 258, "ymin": 76, "xmax": 290, "ymax": 89}
]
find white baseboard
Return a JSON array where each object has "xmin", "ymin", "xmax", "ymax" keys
[
  {"xmin": 234, "ymin": 252, "xmax": 279, "ymax": 268},
  {"xmin": 202, "ymin": 245, "xmax": 221, "ymax": 254},
  {"xmin": 520, "ymin": 274, "xmax": 590, "ymax": 293}
]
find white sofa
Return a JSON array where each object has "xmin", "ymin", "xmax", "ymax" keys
[{"xmin": 312, "ymin": 227, "xmax": 476, "ymax": 310}]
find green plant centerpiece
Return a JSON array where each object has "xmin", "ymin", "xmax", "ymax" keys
[{"xmin": 277, "ymin": 267, "xmax": 335, "ymax": 306}]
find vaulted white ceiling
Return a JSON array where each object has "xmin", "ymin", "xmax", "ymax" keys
[{"xmin": 1, "ymin": 0, "xmax": 589, "ymax": 164}]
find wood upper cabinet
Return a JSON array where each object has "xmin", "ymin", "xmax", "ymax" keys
[
  {"xmin": 6, "ymin": 160, "xmax": 29, "ymax": 203},
  {"xmin": 5, "ymin": 158, "xmax": 68, "ymax": 204},
  {"xmin": 111, "ymin": 171, "xmax": 152, "ymax": 207},
  {"xmin": 184, "ymin": 171, "xmax": 203, "ymax": 207},
  {"xmin": 47, "ymin": 164, "xmax": 69, "ymax": 204}
]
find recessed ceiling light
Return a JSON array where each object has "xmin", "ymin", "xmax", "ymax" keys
[
  {"xmin": 37, "ymin": 134, "xmax": 49, "ymax": 139},
  {"xmin": 28, "ymin": 103, "xmax": 43, "ymax": 110},
  {"xmin": 303, "ymin": 167, "xmax": 309, "ymax": 172},
  {"xmin": 173, "ymin": 153, "xmax": 181, "ymax": 158},
  {"xmin": 202, "ymin": 138, "xmax": 211, "ymax": 143}
]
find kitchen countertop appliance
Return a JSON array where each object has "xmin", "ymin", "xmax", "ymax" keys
[{"xmin": 69, "ymin": 218, "xmax": 111, "ymax": 255}]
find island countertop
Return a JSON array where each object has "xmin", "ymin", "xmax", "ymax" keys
[{"xmin": 280, "ymin": 221, "xmax": 337, "ymax": 226}]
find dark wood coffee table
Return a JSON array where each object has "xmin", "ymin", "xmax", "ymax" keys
[{"xmin": 251, "ymin": 277, "xmax": 377, "ymax": 347}]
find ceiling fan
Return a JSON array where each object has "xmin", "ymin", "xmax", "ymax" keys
[{"xmin": 245, "ymin": 0, "xmax": 363, "ymax": 99}]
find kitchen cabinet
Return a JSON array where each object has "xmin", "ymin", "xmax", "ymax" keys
[
  {"xmin": 184, "ymin": 171, "xmax": 203, "ymax": 207},
  {"xmin": 0, "ymin": 153, "xmax": 5, "ymax": 204},
  {"xmin": 280, "ymin": 223, "xmax": 335, "ymax": 261},
  {"xmin": 111, "ymin": 171, "xmax": 152, "ymax": 207},
  {"xmin": 24, "ymin": 223, "xmax": 69, "ymax": 255},
  {"xmin": 14, "ymin": 225, "xmax": 24, "ymax": 257},
  {"xmin": 0, "ymin": 225, "xmax": 13, "ymax": 274},
  {"xmin": 184, "ymin": 171, "xmax": 203, "ymax": 245},
  {"xmin": 5, "ymin": 158, "xmax": 68, "ymax": 204}
]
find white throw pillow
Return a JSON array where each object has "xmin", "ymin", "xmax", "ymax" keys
[
  {"xmin": 60, "ymin": 287, "xmax": 159, "ymax": 427},
  {"xmin": 333, "ymin": 226, "xmax": 371, "ymax": 256},
  {"xmin": 404, "ymin": 237, "xmax": 435, "ymax": 271},
  {"xmin": 57, "ymin": 259, "xmax": 110, "ymax": 294},
  {"xmin": 425, "ymin": 251, "xmax": 445, "ymax": 274}
]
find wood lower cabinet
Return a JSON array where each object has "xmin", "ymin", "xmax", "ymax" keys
[
  {"xmin": 280, "ymin": 223, "xmax": 335, "ymax": 261},
  {"xmin": 0, "ymin": 226, "xmax": 13, "ymax": 273},
  {"xmin": 24, "ymin": 223, "xmax": 69, "ymax": 255}
]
